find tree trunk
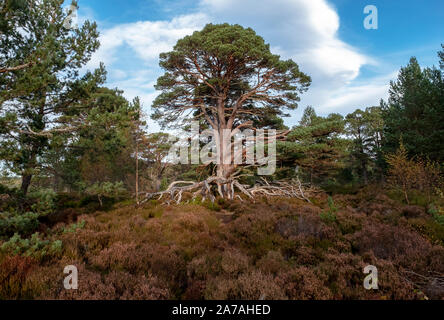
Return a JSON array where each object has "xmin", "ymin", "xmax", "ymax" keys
[
  {"xmin": 21, "ymin": 174, "xmax": 33, "ymax": 196},
  {"xmin": 216, "ymin": 163, "xmax": 235, "ymax": 198},
  {"xmin": 216, "ymin": 124, "xmax": 236, "ymax": 198}
]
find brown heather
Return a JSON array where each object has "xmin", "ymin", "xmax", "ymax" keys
[{"xmin": 0, "ymin": 191, "xmax": 443, "ymax": 300}]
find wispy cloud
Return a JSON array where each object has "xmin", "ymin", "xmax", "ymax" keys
[{"xmin": 84, "ymin": 0, "xmax": 396, "ymax": 130}]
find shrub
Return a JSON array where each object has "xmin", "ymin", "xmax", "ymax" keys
[
  {"xmin": 1, "ymin": 233, "xmax": 62, "ymax": 261},
  {"xmin": 205, "ymin": 271, "xmax": 287, "ymax": 300},
  {"xmin": 386, "ymin": 143, "xmax": 443, "ymax": 204},
  {"xmin": 228, "ymin": 210, "xmax": 281, "ymax": 258},
  {"xmin": 202, "ymin": 200, "xmax": 221, "ymax": 212},
  {"xmin": 49, "ymin": 265, "xmax": 170, "ymax": 300},
  {"xmin": 220, "ymin": 248, "xmax": 250, "ymax": 276},
  {"xmin": 0, "ymin": 211, "xmax": 40, "ymax": 238},
  {"xmin": 256, "ymin": 250, "xmax": 288, "ymax": 275},
  {"xmin": 0, "ymin": 189, "xmax": 56, "ymax": 239},
  {"xmin": 320, "ymin": 196, "xmax": 338, "ymax": 223},
  {"xmin": 89, "ymin": 242, "xmax": 148, "ymax": 273},
  {"xmin": 276, "ymin": 266, "xmax": 332, "ymax": 299},
  {"xmin": 408, "ymin": 217, "xmax": 444, "ymax": 245},
  {"xmin": 85, "ymin": 181, "xmax": 126, "ymax": 207},
  {"xmin": 428, "ymin": 204, "xmax": 444, "ymax": 226},
  {"xmin": 351, "ymin": 223, "xmax": 433, "ymax": 271},
  {"xmin": 28, "ymin": 189, "xmax": 57, "ymax": 216},
  {"xmin": 0, "ymin": 255, "xmax": 36, "ymax": 299},
  {"xmin": 62, "ymin": 220, "xmax": 86, "ymax": 234}
]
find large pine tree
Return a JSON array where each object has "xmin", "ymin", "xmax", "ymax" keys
[
  {"xmin": 0, "ymin": 0, "xmax": 105, "ymax": 194},
  {"xmin": 152, "ymin": 23, "xmax": 311, "ymax": 197},
  {"xmin": 381, "ymin": 46, "xmax": 444, "ymax": 163}
]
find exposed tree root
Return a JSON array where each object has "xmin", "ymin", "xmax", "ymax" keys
[
  {"xmin": 140, "ymin": 176, "xmax": 316, "ymax": 205},
  {"xmin": 401, "ymin": 269, "xmax": 444, "ymax": 289}
]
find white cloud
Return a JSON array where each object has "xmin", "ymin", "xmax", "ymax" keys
[
  {"xmin": 84, "ymin": 0, "xmax": 395, "ymax": 131},
  {"xmin": 86, "ymin": 13, "xmax": 209, "ymax": 70},
  {"xmin": 200, "ymin": 0, "xmax": 371, "ymax": 85}
]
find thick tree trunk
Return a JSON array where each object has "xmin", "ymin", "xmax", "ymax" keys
[
  {"xmin": 216, "ymin": 163, "xmax": 236, "ymax": 198},
  {"xmin": 20, "ymin": 146, "xmax": 38, "ymax": 196},
  {"xmin": 215, "ymin": 123, "xmax": 236, "ymax": 198}
]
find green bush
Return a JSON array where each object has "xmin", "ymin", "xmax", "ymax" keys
[
  {"xmin": 1, "ymin": 233, "xmax": 62, "ymax": 261},
  {"xmin": 28, "ymin": 189, "xmax": 57, "ymax": 216},
  {"xmin": 202, "ymin": 200, "xmax": 221, "ymax": 212},
  {"xmin": 85, "ymin": 181, "xmax": 126, "ymax": 207},
  {"xmin": 428, "ymin": 204, "xmax": 444, "ymax": 226},
  {"xmin": 320, "ymin": 196, "xmax": 337, "ymax": 223},
  {"xmin": 62, "ymin": 220, "xmax": 86, "ymax": 234},
  {"xmin": 0, "ymin": 211, "xmax": 40, "ymax": 239}
]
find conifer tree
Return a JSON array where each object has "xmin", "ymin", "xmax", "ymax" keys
[{"xmin": 0, "ymin": 0, "xmax": 105, "ymax": 194}]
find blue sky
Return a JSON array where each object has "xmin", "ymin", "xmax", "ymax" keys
[{"xmin": 73, "ymin": 0, "xmax": 444, "ymax": 131}]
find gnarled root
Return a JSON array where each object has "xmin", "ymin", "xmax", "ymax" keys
[{"xmin": 141, "ymin": 176, "xmax": 316, "ymax": 205}]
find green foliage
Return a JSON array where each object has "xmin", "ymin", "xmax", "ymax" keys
[
  {"xmin": 28, "ymin": 189, "xmax": 57, "ymax": 216},
  {"xmin": 152, "ymin": 23, "xmax": 310, "ymax": 131},
  {"xmin": 42, "ymin": 88, "xmax": 142, "ymax": 193},
  {"xmin": 322, "ymin": 180, "xmax": 359, "ymax": 195},
  {"xmin": 0, "ymin": 188, "xmax": 58, "ymax": 238},
  {"xmin": 63, "ymin": 220, "xmax": 86, "ymax": 234},
  {"xmin": 279, "ymin": 107, "xmax": 346, "ymax": 184},
  {"xmin": 1, "ymin": 233, "xmax": 62, "ymax": 260},
  {"xmin": 202, "ymin": 200, "xmax": 221, "ymax": 212},
  {"xmin": 0, "ymin": 0, "xmax": 105, "ymax": 195},
  {"xmin": 381, "ymin": 48, "xmax": 444, "ymax": 163},
  {"xmin": 345, "ymin": 106, "xmax": 384, "ymax": 183},
  {"xmin": 433, "ymin": 214, "xmax": 444, "ymax": 226},
  {"xmin": 85, "ymin": 181, "xmax": 126, "ymax": 207},
  {"xmin": 409, "ymin": 217, "xmax": 444, "ymax": 245},
  {"xmin": 428, "ymin": 204, "xmax": 444, "ymax": 226},
  {"xmin": 320, "ymin": 196, "xmax": 337, "ymax": 223},
  {"xmin": 140, "ymin": 132, "xmax": 174, "ymax": 192},
  {"xmin": 0, "ymin": 211, "xmax": 40, "ymax": 239},
  {"xmin": 142, "ymin": 207, "xmax": 164, "ymax": 219}
]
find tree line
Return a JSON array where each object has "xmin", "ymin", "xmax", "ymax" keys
[{"xmin": 1, "ymin": 0, "xmax": 443, "ymax": 202}]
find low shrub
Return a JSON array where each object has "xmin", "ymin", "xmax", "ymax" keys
[
  {"xmin": 320, "ymin": 196, "xmax": 338, "ymax": 223},
  {"xmin": 28, "ymin": 189, "xmax": 57, "ymax": 216},
  {"xmin": 0, "ymin": 211, "xmax": 40, "ymax": 239},
  {"xmin": 205, "ymin": 271, "xmax": 287, "ymax": 300},
  {"xmin": 1, "ymin": 233, "xmax": 62, "ymax": 261},
  {"xmin": 0, "ymin": 255, "xmax": 37, "ymax": 299},
  {"xmin": 276, "ymin": 266, "xmax": 332, "ymax": 299},
  {"xmin": 47, "ymin": 265, "xmax": 170, "ymax": 300},
  {"xmin": 62, "ymin": 220, "xmax": 86, "ymax": 234}
]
